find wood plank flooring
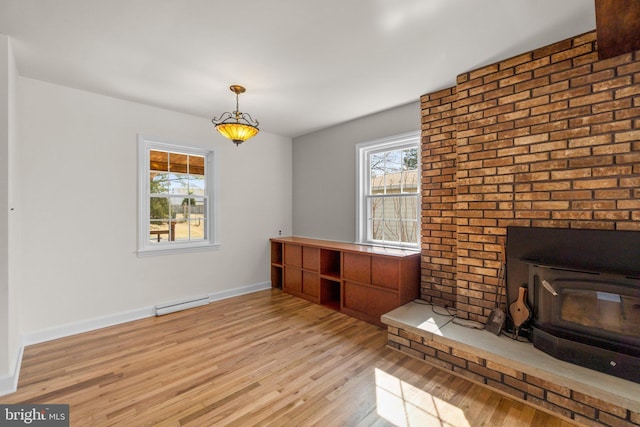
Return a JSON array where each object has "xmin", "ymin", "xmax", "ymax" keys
[{"xmin": 2, "ymin": 289, "xmax": 575, "ymax": 426}]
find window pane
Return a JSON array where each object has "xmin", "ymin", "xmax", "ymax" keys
[
  {"xmin": 170, "ymin": 198, "xmax": 206, "ymax": 241},
  {"xmin": 189, "ymin": 155, "xmax": 205, "ymax": 175},
  {"xmin": 371, "ymin": 219, "xmax": 384, "ymax": 241},
  {"xmin": 401, "ymin": 221, "xmax": 418, "ymax": 244},
  {"xmin": 149, "ymin": 196, "xmax": 169, "ymax": 220},
  {"xmin": 179, "ymin": 197, "xmax": 205, "ymax": 219},
  {"xmin": 168, "ymin": 173, "xmax": 189, "ymax": 195},
  {"xmin": 149, "ymin": 219, "xmax": 171, "ymax": 243},
  {"xmin": 369, "ymin": 149, "xmax": 419, "ymax": 196},
  {"xmin": 169, "ymin": 196, "xmax": 184, "ymax": 220},
  {"xmin": 384, "ymin": 220, "xmax": 402, "ymax": 242},
  {"xmin": 370, "ymin": 174, "xmax": 385, "ymax": 195},
  {"xmin": 369, "ymin": 197, "xmax": 384, "ymax": 220},
  {"xmin": 369, "ymin": 153, "xmax": 385, "ymax": 194},
  {"xmin": 177, "ymin": 196, "xmax": 192, "ymax": 220},
  {"xmin": 188, "ymin": 218, "xmax": 206, "ymax": 240},
  {"xmin": 382, "ymin": 197, "xmax": 397, "ymax": 219},
  {"xmin": 150, "ymin": 150, "xmax": 169, "ymax": 172},
  {"xmin": 369, "ymin": 196, "xmax": 418, "ymax": 220},
  {"xmin": 385, "ymin": 172, "xmax": 401, "ymax": 193},
  {"xmin": 385, "ymin": 150, "xmax": 402, "ymax": 173},
  {"xmin": 399, "ymin": 196, "xmax": 418, "ymax": 220},
  {"xmin": 173, "ymin": 221, "xmax": 189, "ymax": 242},
  {"xmin": 402, "ymin": 147, "xmax": 418, "ymax": 171},
  {"xmin": 401, "ymin": 170, "xmax": 419, "ymax": 193},
  {"xmin": 189, "ymin": 198, "xmax": 206, "ymax": 221},
  {"xmin": 188, "ymin": 198, "xmax": 206, "ymax": 240},
  {"xmin": 189, "ymin": 174, "xmax": 205, "ymax": 196},
  {"xmin": 169, "ymin": 153, "xmax": 188, "ymax": 173},
  {"xmin": 368, "ymin": 195, "xmax": 418, "ymax": 244},
  {"xmin": 370, "ymin": 152, "xmax": 385, "ymax": 174},
  {"xmin": 150, "ymin": 172, "xmax": 169, "ymax": 195}
]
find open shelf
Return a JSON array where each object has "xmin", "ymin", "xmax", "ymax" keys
[
  {"xmin": 320, "ymin": 249, "xmax": 341, "ymax": 278},
  {"xmin": 270, "ymin": 241, "xmax": 284, "ymax": 289},
  {"xmin": 320, "ymin": 278, "xmax": 341, "ymax": 310},
  {"xmin": 271, "ymin": 241, "xmax": 283, "ymax": 265},
  {"xmin": 271, "ymin": 265, "xmax": 282, "ymax": 289}
]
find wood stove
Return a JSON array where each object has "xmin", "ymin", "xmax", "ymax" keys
[{"xmin": 506, "ymin": 227, "xmax": 640, "ymax": 383}]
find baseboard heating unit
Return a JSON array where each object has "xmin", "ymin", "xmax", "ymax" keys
[{"xmin": 155, "ymin": 296, "xmax": 210, "ymax": 316}]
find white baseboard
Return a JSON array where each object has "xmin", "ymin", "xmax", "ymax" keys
[
  {"xmin": 22, "ymin": 281, "xmax": 272, "ymax": 347},
  {"xmin": 0, "ymin": 342, "xmax": 24, "ymax": 397},
  {"xmin": 23, "ymin": 306, "xmax": 155, "ymax": 347}
]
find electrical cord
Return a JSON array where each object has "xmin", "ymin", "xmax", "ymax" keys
[
  {"xmin": 412, "ymin": 298, "xmax": 484, "ymax": 330},
  {"xmin": 412, "ymin": 298, "xmax": 457, "ymax": 318},
  {"xmin": 412, "ymin": 298, "xmax": 528, "ymax": 338}
]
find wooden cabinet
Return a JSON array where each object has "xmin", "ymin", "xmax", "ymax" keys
[
  {"xmin": 270, "ymin": 237, "xmax": 420, "ymax": 326},
  {"xmin": 280, "ymin": 242, "xmax": 322, "ymax": 304}
]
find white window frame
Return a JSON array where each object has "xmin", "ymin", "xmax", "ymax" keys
[
  {"xmin": 137, "ymin": 134, "xmax": 220, "ymax": 256},
  {"xmin": 356, "ymin": 131, "xmax": 420, "ymax": 249}
]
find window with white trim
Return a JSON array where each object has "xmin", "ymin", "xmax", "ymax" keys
[
  {"xmin": 356, "ymin": 131, "xmax": 420, "ymax": 249},
  {"xmin": 137, "ymin": 135, "xmax": 219, "ymax": 256}
]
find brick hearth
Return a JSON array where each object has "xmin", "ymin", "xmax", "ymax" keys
[{"xmin": 382, "ymin": 303, "xmax": 640, "ymax": 427}]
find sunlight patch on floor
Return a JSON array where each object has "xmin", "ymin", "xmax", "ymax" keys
[{"xmin": 375, "ymin": 368, "xmax": 470, "ymax": 427}]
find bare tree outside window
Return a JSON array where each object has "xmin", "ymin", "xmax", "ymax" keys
[{"xmin": 368, "ymin": 147, "xmax": 419, "ymax": 245}]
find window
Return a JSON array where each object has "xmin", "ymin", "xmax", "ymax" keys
[
  {"xmin": 356, "ymin": 131, "xmax": 420, "ymax": 249},
  {"xmin": 137, "ymin": 135, "xmax": 219, "ymax": 256}
]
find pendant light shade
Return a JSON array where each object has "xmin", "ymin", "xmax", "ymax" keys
[
  {"xmin": 215, "ymin": 122, "xmax": 259, "ymax": 143},
  {"xmin": 211, "ymin": 85, "xmax": 259, "ymax": 146}
]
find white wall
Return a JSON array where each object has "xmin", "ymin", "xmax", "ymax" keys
[
  {"xmin": 0, "ymin": 35, "xmax": 10, "ymax": 377},
  {"xmin": 291, "ymin": 101, "xmax": 420, "ymax": 242},
  {"xmin": 0, "ymin": 34, "xmax": 20, "ymax": 383},
  {"xmin": 7, "ymin": 35, "xmax": 20, "ymax": 381},
  {"xmin": 17, "ymin": 77, "xmax": 292, "ymax": 336}
]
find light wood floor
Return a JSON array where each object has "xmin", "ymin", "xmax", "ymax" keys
[{"xmin": 3, "ymin": 289, "xmax": 575, "ymax": 426}]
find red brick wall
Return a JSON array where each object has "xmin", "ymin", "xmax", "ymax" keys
[
  {"xmin": 420, "ymin": 31, "xmax": 640, "ymax": 321},
  {"xmin": 420, "ymin": 88, "xmax": 458, "ymax": 308}
]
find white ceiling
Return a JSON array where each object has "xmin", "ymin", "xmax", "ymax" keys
[{"xmin": 0, "ymin": 0, "xmax": 596, "ymax": 138}]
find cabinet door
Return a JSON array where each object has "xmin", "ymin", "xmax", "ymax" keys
[
  {"xmin": 343, "ymin": 281, "xmax": 398, "ymax": 321},
  {"xmin": 284, "ymin": 268, "xmax": 302, "ymax": 295},
  {"xmin": 371, "ymin": 257, "xmax": 399, "ymax": 290},
  {"xmin": 302, "ymin": 246, "xmax": 320, "ymax": 271},
  {"xmin": 284, "ymin": 244, "xmax": 302, "ymax": 267},
  {"xmin": 302, "ymin": 271, "xmax": 320, "ymax": 300},
  {"xmin": 343, "ymin": 252, "xmax": 370, "ymax": 283},
  {"xmin": 342, "ymin": 281, "xmax": 369, "ymax": 313},
  {"xmin": 367, "ymin": 287, "xmax": 399, "ymax": 318}
]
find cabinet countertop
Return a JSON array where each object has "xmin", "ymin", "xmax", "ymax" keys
[{"xmin": 270, "ymin": 236, "xmax": 420, "ymax": 258}]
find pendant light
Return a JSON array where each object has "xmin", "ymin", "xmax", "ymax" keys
[{"xmin": 211, "ymin": 85, "xmax": 259, "ymax": 146}]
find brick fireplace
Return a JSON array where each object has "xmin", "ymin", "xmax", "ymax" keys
[
  {"xmin": 420, "ymin": 30, "xmax": 640, "ymax": 322},
  {"xmin": 387, "ymin": 30, "xmax": 640, "ymax": 426}
]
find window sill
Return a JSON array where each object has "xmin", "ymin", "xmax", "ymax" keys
[
  {"xmin": 137, "ymin": 241, "xmax": 221, "ymax": 257},
  {"xmin": 357, "ymin": 241, "xmax": 420, "ymax": 251}
]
